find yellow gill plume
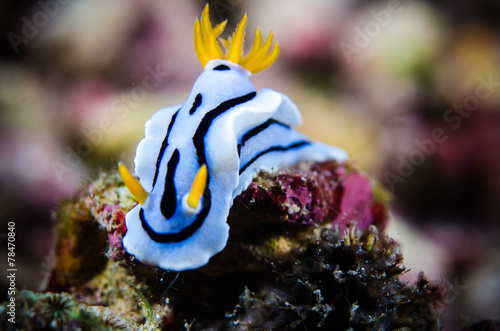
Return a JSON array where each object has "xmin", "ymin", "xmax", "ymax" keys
[{"xmin": 194, "ymin": 4, "xmax": 279, "ymax": 74}]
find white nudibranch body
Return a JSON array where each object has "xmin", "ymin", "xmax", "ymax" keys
[{"xmin": 120, "ymin": 6, "xmax": 347, "ymax": 271}]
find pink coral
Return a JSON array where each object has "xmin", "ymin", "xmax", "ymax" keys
[{"xmin": 235, "ymin": 160, "xmax": 388, "ymax": 233}]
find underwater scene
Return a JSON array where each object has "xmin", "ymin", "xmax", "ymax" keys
[{"xmin": 0, "ymin": 0, "xmax": 500, "ymax": 330}]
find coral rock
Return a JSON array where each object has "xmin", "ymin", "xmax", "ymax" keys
[{"xmin": 30, "ymin": 162, "xmax": 450, "ymax": 330}]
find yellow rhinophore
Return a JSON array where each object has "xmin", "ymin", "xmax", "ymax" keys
[
  {"xmin": 119, "ymin": 163, "xmax": 148, "ymax": 205},
  {"xmin": 186, "ymin": 164, "xmax": 208, "ymax": 209},
  {"xmin": 194, "ymin": 4, "xmax": 279, "ymax": 74}
]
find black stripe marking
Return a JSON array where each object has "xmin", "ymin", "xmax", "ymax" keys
[
  {"xmin": 239, "ymin": 141, "xmax": 311, "ymax": 175},
  {"xmin": 193, "ymin": 91, "xmax": 256, "ymax": 166},
  {"xmin": 140, "ymin": 92, "xmax": 257, "ymax": 244},
  {"xmin": 152, "ymin": 110, "xmax": 179, "ymax": 188},
  {"xmin": 145, "ymin": 91, "xmax": 256, "ymax": 242},
  {"xmin": 160, "ymin": 149, "xmax": 180, "ymax": 219},
  {"xmin": 189, "ymin": 94, "xmax": 203, "ymax": 115},
  {"xmin": 238, "ymin": 119, "xmax": 290, "ymax": 155},
  {"xmin": 139, "ymin": 201, "xmax": 210, "ymax": 243},
  {"xmin": 213, "ymin": 64, "xmax": 230, "ymax": 71}
]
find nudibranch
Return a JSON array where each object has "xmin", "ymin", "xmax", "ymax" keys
[{"xmin": 119, "ymin": 5, "xmax": 347, "ymax": 271}]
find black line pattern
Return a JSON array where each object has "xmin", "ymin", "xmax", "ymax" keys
[
  {"xmin": 139, "ymin": 202, "xmax": 210, "ymax": 243},
  {"xmin": 189, "ymin": 94, "xmax": 203, "ymax": 115},
  {"xmin": 142, "ymin": 92, "xmax": 256, "ymax": 243},
  {"xmin": 152, "ymin": 110, "xmax": 180, "ymax": 188},
  {"xmin": 238, "ymin": 119, "xmax": 290, "ymax": 155},
  {"xmin": 239, "ymin": 141, "xmax": 310, "ymax": 175},
  {"xmin": 160, "ymin": 149, "xmax": 180, "ymax": 219},
  {"xmin": 213, "ymin": 64, "xmax": 230, "ymax": 71},
  {"xmin": 193, "ymin": 92, "xmax": 256, "ymax": 166}
]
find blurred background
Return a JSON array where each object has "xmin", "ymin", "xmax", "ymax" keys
[{"xmin": 0, "ymin": 0, "xmax": 499, "ymax": 328}]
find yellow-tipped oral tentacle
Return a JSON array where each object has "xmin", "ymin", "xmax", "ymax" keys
[
  {"xmin": 187, "ymin": 164, "xmax": 208, "ymax": 209},
  {"xmin": 119, "ymin": 163, "xmax": 148, "ymax": 205}
]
